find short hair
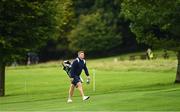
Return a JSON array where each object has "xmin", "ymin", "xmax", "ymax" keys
[{"xmin": 78, "ymin": 51, "xmax": 84, "ymax": 56}]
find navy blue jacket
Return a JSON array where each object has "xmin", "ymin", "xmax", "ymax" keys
[{"xmin": 70, "ymin": 58, "xmax": 89, "ymax": 78}]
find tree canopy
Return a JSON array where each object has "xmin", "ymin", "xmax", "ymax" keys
[
  {"xmin": 40, "ymin": 0, "xmax": 137, "ymax": 59},
  {"xmin": 121, "ymin": 0, "xmax": 180, "ymax": 50},
  {"xmin": 0, "ymin": 0, "xmax": 56, "ymax": 63}
]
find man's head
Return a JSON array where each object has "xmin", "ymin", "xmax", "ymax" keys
[{"xmin": 78, "ymin": 51, "xmax": 85, "ymax": 59}]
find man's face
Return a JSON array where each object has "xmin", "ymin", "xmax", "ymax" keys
[{"xmin": 79, "ymin": 53, "xmax": 85, "ymax": 59}]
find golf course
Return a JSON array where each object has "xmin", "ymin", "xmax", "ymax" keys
[
  {"xmin": 1, "ymin": 51, "xmax": 180, "ymax": 111},
  {"xmin": 1, "ymin": 0, "xmax": 180, "ymax": 111}
]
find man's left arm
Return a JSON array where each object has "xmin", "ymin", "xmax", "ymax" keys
[
  {"xmin": 84, "ymin": 62, "xmax": 89, "ymax": 76},
  {"xmin": 84, "ymin": 62, "xmax": 90, "ymax": 84}
]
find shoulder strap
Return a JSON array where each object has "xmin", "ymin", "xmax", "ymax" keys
[
  {"xmin": 76, "ymin": 58, "xmax": 80, "ymax": 62},
  {"xmin": 76, "ymin": 58, "xmax": 85, "ymax": 64}
]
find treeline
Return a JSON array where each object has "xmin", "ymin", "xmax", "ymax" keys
[
  {"xmin": 1, "ymin": 0, "xmax": 179, "ymax": 62},
  {"xmin": 39, "ymin": 0, "xmax": 143, "ymax": 61}
]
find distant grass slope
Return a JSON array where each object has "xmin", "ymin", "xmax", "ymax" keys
[{"xmin": 0, "ymin": 50, "xmax": 180, "ymax": 111}]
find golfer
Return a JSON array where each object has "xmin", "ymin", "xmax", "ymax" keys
[{"xmin": 67, "ymin": 51, "xmax": 90, "ymax": 103}]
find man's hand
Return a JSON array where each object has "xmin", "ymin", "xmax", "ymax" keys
[{"xmin": 86, "ymin": 76, "xmax": 90, "ymax": 84}]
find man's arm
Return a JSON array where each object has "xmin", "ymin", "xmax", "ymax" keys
[
  {"xmin": 83, "ymin": 62, "xmax": 89, "ymax": 76},
  {"xmin": 83, "ymin": 62, "xmax": 90, "ymax": 84}
]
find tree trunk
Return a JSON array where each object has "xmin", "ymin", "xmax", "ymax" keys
[
  {"xmin": 175, "ymin": 51, "xmax": 180, "ymax": 83},
  {"xmin": 0, "ymin": 62, "xmax": 5, "ymax": 96}
]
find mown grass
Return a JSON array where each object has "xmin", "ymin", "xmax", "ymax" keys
[{"xmin": 0, "ymin": 51, "xmax": 180, "ymax": 111}]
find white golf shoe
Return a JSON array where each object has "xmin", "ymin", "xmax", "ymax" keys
[
  {"xmin": 67, "ymin": 99, "xmax": 72, "ymax": 103},
  {"xmin": 83, "ymin": 96, "xmax": 90, "ymax": 101}
]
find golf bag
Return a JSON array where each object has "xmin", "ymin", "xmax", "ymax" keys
[{"xmin": 62, "ymin": 60, "xmax": 72, "ymax": 78}]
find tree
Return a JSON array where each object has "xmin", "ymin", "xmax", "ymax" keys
[
  {"xmin": 39, "ymin": 0, "xmax": 75, "ymax": 60},
  {"xmin": 0, "ymin": 0, "xmax": 56, "ymax": 96},
  {"xmin": 121, "ymin": 0, "xmax": 180, "ymax": 82},
  {"xmin": 68, "ymin": 12, "xmax": 123, "ymax": 54},
  {"xmin": 39, "ymin": 0, "xmax": 138, "ymax": 59},
  {"xmin": 73, "ymin": 0, "xmax": 95, "ymax": 17},
  {"xmin": 68, "ymin": 0, "xmax": 137, "ymax": 56}
]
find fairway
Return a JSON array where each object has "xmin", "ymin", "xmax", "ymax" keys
[{"xmin": 0, "ymin": 58, "xmax": 180, "ymax": 111}]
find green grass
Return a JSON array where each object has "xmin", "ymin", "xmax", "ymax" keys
[{"xmin": 1, "ymin": 52, "xmax": 180, "ymax": 111}]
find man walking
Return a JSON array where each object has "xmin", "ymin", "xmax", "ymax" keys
[{"xmin": 67, "ymin": 51, "xmax": 90, "ymax": 103}]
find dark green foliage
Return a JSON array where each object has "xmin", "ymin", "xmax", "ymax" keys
[
  {"xmin": 39, "ymin": 0, "xmax": 75, "ymax": 60},
  {"xmin": 73, "ymin": 0, "xmax": 95, "ymax": 17},
  {"xmin": 68, "ymin": 0, "xmax": 136, "ymax": 54},
  {"xmin": 69, "ymin": 12, "xmax": 122, "ymax": 52},
  {"xmin": 0, "ymin": 0, "xmax": 56, "ymax": 62},
  {"xmin": 121, "ymin": 0, "xmax": 180, "ymax": 50},
  {"xmin": 37, "ymin": 0, "xmax": 138, "ymax": 59}
]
